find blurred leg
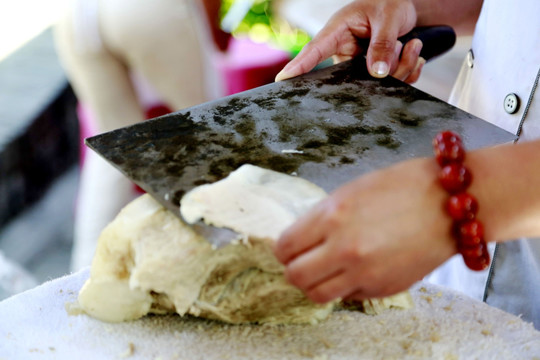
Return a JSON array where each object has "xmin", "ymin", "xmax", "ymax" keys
[
  {"xmin": 55, "ymin": 0, "xmax": 217, "ymax": 270},
  {"xmin": 54, "ymin": 2, "xmax": 142, "ymax": 270},
  {"xmin": 99, "ymin": 0, "xmax": 212, "ymax": 110},
  {"xmin": 54, "ymin": 1, "xmax": 145, "ymax": 132}
]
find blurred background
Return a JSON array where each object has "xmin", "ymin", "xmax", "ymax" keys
[
  {"xmin": 0, "ymin": 0, "xmax": 469, "ymax": 301},
  {"xmin": 0, "ymin": 0, "xmax": 76, "ymax": 299}
]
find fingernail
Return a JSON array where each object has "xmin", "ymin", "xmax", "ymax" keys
[
  {"xmin": 414, "ymin": 39, "xmax": 423, "ymax": 55},
  {"xmin": 275, "ymin": 70, "xmax": 292, "ymax": 82},
  {"xmin": 371, "ymin": 61, "xmax": 389, "ymax": 77},
  {"xmin": 416, "ymin": 57, "xmax": 426, "ymax": 71}
]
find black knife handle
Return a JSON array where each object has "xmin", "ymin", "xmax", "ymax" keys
[{"xmin": 358, "ymin": 25, "xmax": 456, "ymax": 62}]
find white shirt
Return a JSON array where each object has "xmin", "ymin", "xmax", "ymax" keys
[
  {"xmin": 427, "ymin": 0, "xmax": 540, "ymax": 329},
  {"xmin": 450, "ymin": 1, "xmax": 540, "ymax": 141}
]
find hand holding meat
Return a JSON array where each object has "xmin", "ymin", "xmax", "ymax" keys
[{"xmin": 274, "ymin": 158, "xmax": 457, "ymax": 303}]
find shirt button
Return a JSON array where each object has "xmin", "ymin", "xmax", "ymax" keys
[
  {"xmin": 503, "ymin": 93, "xmax": 520, "ymax": 114},
  {"xmin": 467, "ymin": 49, "xmax": 474, "ymax": 68}
]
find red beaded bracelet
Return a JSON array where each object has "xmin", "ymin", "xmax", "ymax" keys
[{"xmin": 432, "ymin": 131, "xmax": 490, "ymax": 271}]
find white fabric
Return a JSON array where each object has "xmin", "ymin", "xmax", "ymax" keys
[
  {"xmin": 0, "ymin": 250, "xmax": 38, "ymax": 299},
  {"xmin": 426, "ymin": 243, "xmax": 496, "ymax": 303},
  {"xmin": 448, "ymin": 0, "xmax": 540, "ymax": 142},
  {"xmin": 1, "ymin": 269, "xmax": 539, "ymax": 359},
  {"xmin": 426, "ymin": 0, "xmax": 540, "ymax": 329}
]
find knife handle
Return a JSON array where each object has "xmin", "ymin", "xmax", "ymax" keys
[{"xmin": 358, "ymin": 25, "xmax": 457, "ymax": 62}]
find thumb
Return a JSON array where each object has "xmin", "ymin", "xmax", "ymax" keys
[{"xmin": 365, "ymin": 25, "xmax": 401, "ymax": 78}]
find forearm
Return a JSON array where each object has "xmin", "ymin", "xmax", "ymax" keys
[
  {"xmin": 468, "ymin": 139, "xmax": 540, "ymax": 243},
  {"xmin": 412, "ymin": 0, "xmax": 483, "ymax": 35}
]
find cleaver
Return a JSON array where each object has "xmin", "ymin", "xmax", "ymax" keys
[{"xmin": 85, "ymin": 35, "xmax": 515, "ymax": 238}]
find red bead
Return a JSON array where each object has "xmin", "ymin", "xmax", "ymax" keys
[
  {"xmin": 464, "ymin": 256, "xmax": 490, "ymax": 271},
  {"xmin": 461, "ymin": 243, "xmax": 490, "ymax": 271},
  {"xmin": 433, "ymin": 131, "xmax": 490, "ymax": 271},
  {"xmin": 446, "ymin": 193, "xmax": 478, "ymax": 221},
  {"xmin": 439, "ymin": 164, "xmax": 472, "ymax": 193},
  {"xmin": 433, "ymin": 130, "xmax": 462, "ymax": 149},
  {"xmin": 145, "ymin": 104, "xmax": 173, "ymax": 119},
  {"xmin": 434, "ymin": 141, "xmax": 466, "ymax": 166},
  {"xmin": 459, "ymin": 243, "xmax": 484, "ymax": 258},
  {"xmin": 455, "ymin": 219, "xmax": 485, "ymax": 246}
]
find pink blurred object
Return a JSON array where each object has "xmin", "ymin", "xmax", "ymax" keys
[
  {"xmin": 215, "ymin": 37, "xmax": 291, "ymax": 95},
  {"xmin": 77, "ymin": 103, "xmax": 97, "ymax": 167}
]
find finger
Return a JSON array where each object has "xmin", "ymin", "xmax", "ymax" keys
[
  {"xmin": 332, "ymin": 54, "xmax": 354, "ymax": 65},
  {"xmin": 275, "ymin": 43, "xmax": 324, "ymax": 81},
  {"xmin": 388, "ymin": 41, "xmax": 403, "ymax": 75},
  {"xmin": 403, "ymin": 57, "xmax": 426, "ymax": 84},
  {"xmin": 365, "ymin": 20, "xmax": 403, "ymax": 78},
  {"xmin": 305, "ymin": 270, "xmax": 361, "ymax": 304},
  {"xmin": 343, "ymin": 289, "xmax": 367, "ymax": 302},
  {"xmin": 275, "ymin": 24, "xmax": 345, "ymax": 82},
  {"xmin": 274, "ymin": 206, "xmax": 327, "ymax": 264},
  {"xmin": 284, "ymin": 241, "xmax": 344, "ymax": 291},
  {"xmin": 391, "ymin": 39, "xmax": 423, "ymax": 81}
]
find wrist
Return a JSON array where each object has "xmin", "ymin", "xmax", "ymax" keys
[
  {"xmin": 412, "ymin": 0, "xmax": 482, "ymax": 35},
  {"xmin": 467, "ymin": 140, "xmax": 540, "ymax": 243}
]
